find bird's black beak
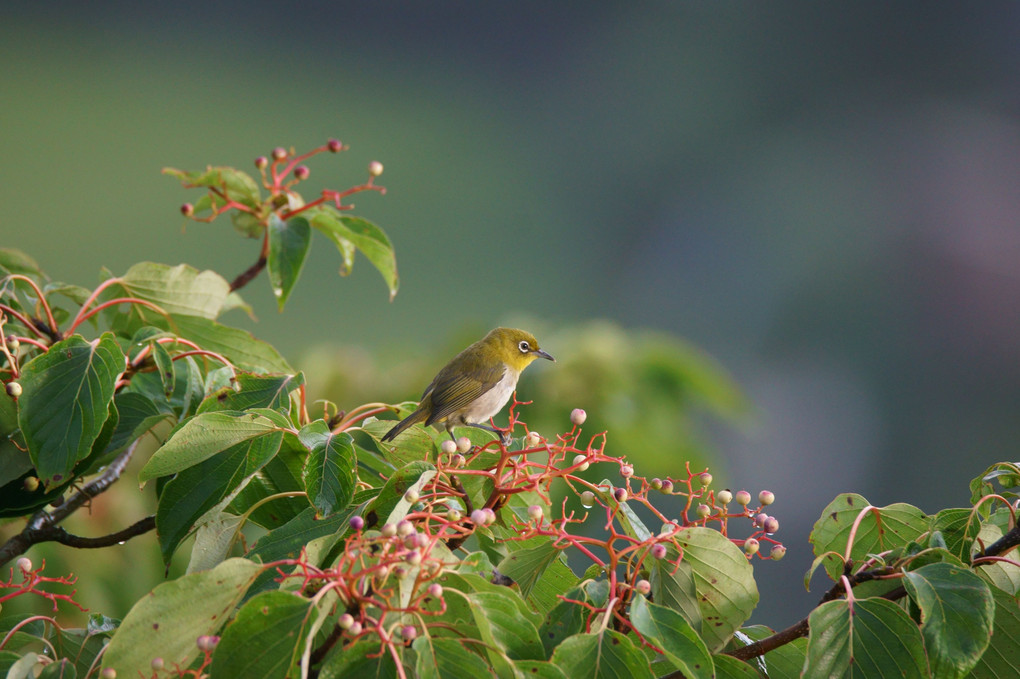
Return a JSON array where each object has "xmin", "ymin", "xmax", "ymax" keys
[{"xmin": 534, "ymin": 349, "xmax": 555, "ymax": 362}]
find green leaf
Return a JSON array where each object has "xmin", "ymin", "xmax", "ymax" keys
[
  {"xmin": 970, "ymin": 462, "xmax": 1020, "ymax": 507},
  {"xmin": 101, "ymin": 391, "xmax": 173, "ymax": 457},
  {"xmin": 647, "ymin": 542, "xmax": 701, "ymax": 633},
  {"xmin": 0, "ymin": 248, "xmax": 44, "ymax": 277},
  {"xmin": 140, "ymin": 409, "xmax": 291, "ymax": 481},
  {"xmin": 197, "ymin": 372, "xmax": 303, "ymax": 414},
  {"xmin": 549, "ymin": 630, "xmax": 654, "ymax": 679},
  {"xmin": 803, "ymin": 597, "xmax": 929, "ymax": 678},
  {"xmin": 209, "ymin": 591, "xmax": 312, "ymax": 679},
  {"xmin": 228, "ymin": 438, "xmax": 308, "ymax": 529},
  {"xmin": 156, "ymin": 431, "xmax": 282, "ymax": 562},
  {"xmin": 463, "ymin": 590, "xmax": 545, "ymax": 663},
  {"xmin": 363, "ymin": 460, "xmax": 436, "ymax": 529},
  {"xmin": 188, "ymin": 512, "xmax": 244, "ymax": 573},
  {"xmin": 299, "ymin": 421, "xmax": 357, "ymax": 517},
  {"xmin": 969, "ymin": 584, "xmax": 1020, "ymax": 678},
  {"xmin": 37, "ymin": 659, "xmax": 76, "ymax": 679},
  {"xmin": 310, "ymin": 209, "xmax": 399, "ymax": 300},
  {"xmin": 18, "ymin": 333, "xmax": 124, "ymax": 485},
  {"xmin": 497, "ymin": 542, "xmax": 578, "ymax": 615},
  {"xmin": 510, "ymin": 661, "xmax": 567, "ymax": 679},
  {"xmin": 102, "ymin": 558, "xmax": 263, "ymax": 677},
  {"xmin": 164, "ymin": 166, "xmax": 262, "ymax": 210},
  {"xmin": 164, "ymin": 314, "xmax": 292, "ymax": 373},
  {"xmin": 320, "ymin": 640, "xmax": 399, "ymax": 679},
  {"xmin": 266, "ymin": 214, "xmax": 312, "ymax": 310},
  {"xmin": 808, "ymin": 493, "xmax": 929, "ymax": 581},
  {"xmin": 902, "ymin": 562, "xmax": 994, "ymax": 679},
  {"xmin": 711, "ymin": 654, "xmax": 761, "ymax": 679},
  {"xmin": 151, "ymin": 339, "xmax": 175, "ymax": 397},
  {"xmin": 413, "ymin": 637, "xmax": 494, "ymax": 679},
  {"xmin": 538, "ymin": 585, "xmax": 589, "ymax": 658},
  {"xmin": 112, "ymin": 262, "xmax": 231, "ymax": 320},
  {"xmin": 930, "ymin": 508, "xmax": 983, "ymax": 561},
  {"xmin": 629, "ymin": 594, "xmax": 713, "ymax": 679},
  {"xmin": 674, "ymin": 527, "xmax": 758, "ymax": 651}
]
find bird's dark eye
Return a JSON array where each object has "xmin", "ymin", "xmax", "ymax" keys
[{"xmin": 518, "ymin": 341, "xmax": 530, "ymax": 353}]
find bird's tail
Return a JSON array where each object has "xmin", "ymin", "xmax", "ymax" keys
[{"xmin": 381, "ymin": 408, "xmax": 427, "ymax": 442}]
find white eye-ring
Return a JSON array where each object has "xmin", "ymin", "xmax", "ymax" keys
[{"xmin": 518, "ymin": 341, "xmax": 530, "ymax": 353}]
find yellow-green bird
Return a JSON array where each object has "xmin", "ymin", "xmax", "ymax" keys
[{"xmin": 382, "ymin": 327, "xmax": 554, "ymax": 443}]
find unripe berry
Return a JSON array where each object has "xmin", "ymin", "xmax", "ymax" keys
[
  {"xmin": 327, "ymin": 138, "xmax": 343, "ymax": 152},
  {"xmin": 696, "ymin": 503, "xmax": 711, "ymax": 518},
  {"xmin": 456, "ymin": 436, "xmax": 471, "ymax": 453},
  {"xmin": 527, "ymin": 505, "xmax": 544, "ymax": 521},
  {"xmin": 744, "ymin": 538, "xmax": 760, "ymax": 556},
  {"xmin": 254, "ymin": 156, "xmax": 269, "ymax": 169},
  {"xmin": 396, "ymin": 520, "xmax": 414, "ymax": 537},
  {"xmin": 440, "ymin": 439, "xmax": 457, "ymax": 456},
  {"xmin": 698, "ymin": 472, "xmax": 712, "ymax": 487},
  {"xmin": 763, "ymin": 516, "xmax": 780, "ymax": 534},
  {"xmin": 660, "ymin": 479, "xmax": 674, "ymax": 494},
  {"xmin": 754, "ymin": 513, "xmax": 769, "ymax": 528},
  {"xmin": 770, "ymin": 544, "xmax": 787, "ymax": 561},
  {"xmin": 22, "ymin": 476, "xmax": 39, "ymax": 492},
  {"xmin": 447, "ymin": 508, "xmax": 462, "ymax": 522},
  {"xmin": 196, "ymin": 635, "xmax": 219, "ymax": 652},
  {"xmin": 368, "ymin": 161, "xmax": 384, "ymax": 177},
  {"xmin": 579, "ymin": 490, "xmax": 596, "ymax": 507},
  {"xmin": 180, "ymin": 203, "xmax": 194, "ymax": 217},
  {"xmin": 101, "ymin": 669, "xmax": 117, "ymax": 679},
  {"xmin": 758, "ymin": 490, "xmax": 775, "ymax": 506},
  {"xmin": 16, "ymin": 557, "xmax": 31, "ymax": 574},
  {"xmin": 338, "ymin": 613, "xmax": 355, "ymax": 629},
  {"xmin": 349, "ymin": 515, "xmax": 365, "ymax": 531},
  {"xmin": 620, "ymin": 464, "xmax": 634, "ymax": 478},
  {"xmin": 150, "ymin": 658, "xmax": 165, "ymax": 671},
  {"xmin": 5, "ymin": 336, "xmax": 19, "ymax": 353},
  {"xmin": 272, "ymin": 147, "xmax": 288, "ymax": 161},
  {"xmin": 405, "ymin": 551, "xmax": 422, "ymax": 566},
  {"xmin": 651, "ymin": 544, "xmax": 667, "ymax": 560},
  {"xmin": 572, "ymin": 454, "xmax": 589, "ymax": 471},
  {"xmin": 470, "ymin": 509, "xmax": 487, "ymax": 526},
  {"xmin": 482, "ymin": 508, "xmax": 496, "ymax": 525},
  {"xmin": 293, "ymin": 165, "xmax": 310, "ymax": 180},
  {"xmin": 614, "ymin": 488, "xmax": 628, "ymax": 502},
  {"xmin": 450, "ymin": 453, "xmax": 465, "ymax": 468},
  {"xmin": 348, "ymin": 621, "xmax": 362, "ymax": 636},
  {"xmin": 401, "ymin": 625, "xmax": 417, "ymax": 641},
  {"xmin": 525, "ymin": 431, "xmax": 541, "ymax": 448},
  {"xmin": 381, "ymin": 523, "xmax": 397, "ymax": 538},
  {"xmin": 634, "ymin": 579, "xmax": 651, "ymax": 596},
  {"xmin": 716, "ymin": 489, "xmax": 733, "ymax": 505},
  {"xmin": 428, "ymin": 583, "xmax": 444, "ymax": 598},
  {"xmin": 570, "ymin": 408, "xmax": 587, "ymax": 426},
  {"xmin": 404, "ymin": 489, "xmax": 419, "ymax": 503},
  {"xmin": 650, "ymin": 478, "xmax": 663, "ymax": 490},
  {"xmin": 735, "ymin": 490, "xmax": 752, "ymax": 506}
]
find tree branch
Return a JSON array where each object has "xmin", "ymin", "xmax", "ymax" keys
[{"xmin": 0, "ymin": 440, "xmax": 143, "ymax": 566}]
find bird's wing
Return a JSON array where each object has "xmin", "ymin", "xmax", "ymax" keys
[{"xmin": 423, "ymin": 362, "xmax": 506, "ymax": 426}]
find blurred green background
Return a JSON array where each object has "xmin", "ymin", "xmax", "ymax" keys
[{"xmin": 3, "ymin": 1, "xmax": 1020, "ymax": 632}]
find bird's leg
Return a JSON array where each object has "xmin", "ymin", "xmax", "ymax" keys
[{"xmin": 464, "ymin": 423, "xmax": 512, "ymax": 447}]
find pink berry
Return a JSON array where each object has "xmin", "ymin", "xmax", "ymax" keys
[
  {"xmin": 456, "ymin": 436, "xmax": 471, "ymax": 453},
  {"xmin": 614, "ymin": 488, "xmax": 628, "ymax": 502},
  {"xmin": 744, "ymin": 538, "xmax": 760, "ymax": 556},
  {"xmin": 254, "ymin": 156, "xmax": 269, "ymax": 169},
  {"xmin": 770, "ymin": 544, "xmax": 787, "ymax": 561},
  {"xmin": 349, "ymin": 515, "xmax": 365, "ymax": 531},
  {"xmin": 401, "ymin": 625, "xmax": 417, "ymax": 641},
  {"xmin": 651, "ymin": 544, "xmax": 667, "ymax": 559},
  {"xmin": 758, "ymin": 490, "xmax": 775, "ymax": 506},
  {"xmin": 327, "ymin": 139, "xmax": 343, "ymax": 152},
  {"xmin": 180, "ymin": 203, "xmax": 194, "ymax": 217},
  {"xmin": 698, "ymin": 472, "xmax": 713, "ymax": 487},
  {"xmin": 397, "ymin": 520, "xmax": 414, "ymax": 537},
  {"xmin": 620, "ymin": 464, "xmax": 634, "ymax": 478},
  {"xmin": 470, "ymin": 509, "xmax": 487, "ymax": 526},
  {"xmin": 272, "ymin": 147, "xmax": 288, "ymax": 161},
  {"xmin": 528, "ymin": 505, "xmax": 544, "ymax": 521},
  {"xmin": 660, "ymin": 480, "xmax": 674, "ymax": 494},
  {"xmin": 570, "ymin": 408, "xmax": 587, "ymax": 426},
  {"xmin": 735, "ymin": 490, "xmax": 752, "ymax": 506},
  {"xmin": 441, "ymin": 439, "xmax": 457, "ymax": 455},
  {"xmin": 634, "ymin": 579, "xmax": 651, "ymax": 595},
  {"xmin": 294, "ymin": 165, "xmax": 310, "ymax": 180},
  {"xmin": 339, "ymin": 613, "xmax": 355, "ymax": 629},
  {"xmin": 196, "ymin": 635, "xmax": 219, "ymax": 651},
  {"xmin": 763, "ymin": 516, "xmax": 780, "ymax": 534},
  {"xmin": 428, "ymin": 583, "xmax": 444, "ymax": 598}
]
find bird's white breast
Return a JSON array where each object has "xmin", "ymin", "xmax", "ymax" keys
[{"xmin": 460, "ymin": 366, "xmax": 520, "ymax": 424}]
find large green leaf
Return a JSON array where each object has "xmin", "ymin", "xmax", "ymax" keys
[
  {"xmin": 209, "ymin": 591, "xmax": 313, "ymax": 679},
  {"xmin": 712, "ymin": 654, "xmax": 761, "ymax": 678},
  {"xmin": 18, "ymin": 333, "xmax": 124, "ymax": 485},
  {"xmin": 102, "ymin": 558, "xmax": 263, "ymax": 677},
  {"xmin": 674, "ymin": 527, "xmax": 758, "ymax": 651},
  {"xmin": 969, "ymin": 584, "xmax": 1020, "ymax": 678},
  {"xmin": 228, "ymin": 438, "xmax": 308, "ymax": 529},
  {"xmin": 549, "ymin": 630, "xmax": 654, "ymax": 679},
  {"xmin": 648, "ymin": 543, "xmax": 701, "ymax": 633},
  {"xmin": 461, "ymin": 589, "xmax": 545, "ymax": 671},
  {"xmin": 140, "ymin": 409, "xmax": 291, "ymax": 481},
  {"xmin": 803, "ymin": 597, "xmax": 929, "ymax": 678},
  {"xmin": 156, "ymin": 431, "xmax": 282, "ymax": 562},
  {"xmin": 266, "ymin": 214, "xmax": 312, "ymax": 310},
  {"xmin": 197, "ymin": 372, "xmax": 303, "ymax": 414},
  {"xmin": 808, "ymin": 493, "xmax": 929, "ymax": 581},
  {"xmin": 320, "ymin": 640, "xmax": 399, "ymax": 678},
  {"xmin": 629, "ymin": 594, "xmax": 713, "ymax": 679},
  {"xmin": 164, "ymin": 314, "xmax": 292, "ymax": 373},
  {"xmin": 363, "ymin": 460, "xmax": 436, "ymax": 529},
  {"xmin": 310, "ymin": 209, "xmax": 398, "ymax": 300},
  {"xmin": 101, "ymin": 391, "xmax": 174, "ymax": 457},
  {"xmin": 299, "ymin": 421, "xmax": 357, "ymax": 517},
  {"xmin": 497, "ymin": 539, "xmax": 576, "ymax": 612},
  {"xmin": 413, "ymin": 637, "xmax": 494, "ymax": 679},
  {"xmin": 903, "ymin": 562, "xmax": 994, "ymax": 679},
  {"xmin": 930, "ymin": 507, "xmax": 983, "ymax": 561},
  {"xmin": 111, "ymin": 262, "xmax": 231, "ymax": 320}
]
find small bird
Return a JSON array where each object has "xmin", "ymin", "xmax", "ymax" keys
[{"xmin": 382, "ymin": 327, "xmax": 554, "ymax": 443}]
